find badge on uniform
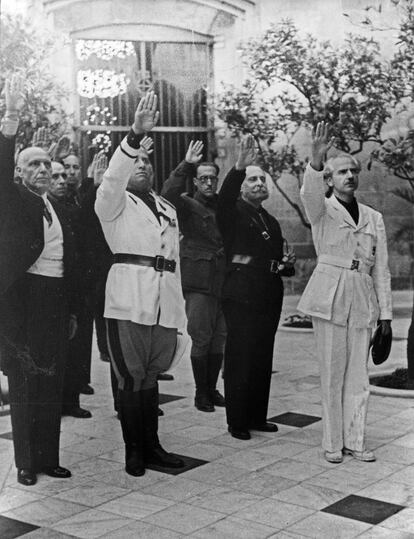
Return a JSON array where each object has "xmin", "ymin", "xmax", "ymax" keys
[{"xmin": 262, "ymin": 231, "xmax": 270, "ymax": 240}]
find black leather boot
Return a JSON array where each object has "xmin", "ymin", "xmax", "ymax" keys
[
  {"xmin": 142, "ymin": 385, "xmax": 184, "ymax": 468},
  {"xmin": 208, "ymin": 354, "xmax": 225, "ymax": 407},
  {"xmin": 119, "ymin": 390, "xmax": 145, "ymax": 476},
  {"xmin": 191, "ymin": 355, "xmax": 214, "ymax": 412}
]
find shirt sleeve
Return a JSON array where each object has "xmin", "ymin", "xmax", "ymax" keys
[
  {"xmin": 300, "ymin": 163, "xmax": 327, "ymax": 225},
  {"xmin": 371, "ymin": 213, "xmax": 393, "ymax": 320},
  {"xmin": 95, "ymin": 136, "xmax": 139, "ymax": 222}
]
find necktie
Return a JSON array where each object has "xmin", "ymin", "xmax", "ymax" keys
[{"xmin": 43, "ymin": 200, "xmax": 53, "ymax": 227}]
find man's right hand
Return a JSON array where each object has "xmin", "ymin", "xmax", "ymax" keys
[
  {"xmin": 185, "ymin": 140, "xmax": 204, "ymax": 164},
  {"xmin": 4, "ymin": 74, "xmax": 24, "ymax": 114},
  {"xmin": 235, "ymin": 134, "xmax": 257, "ymax": 170},
  {"xmin": 132, "ymin": 91, "xmax": 159, "ymax": 134},
  {"xmin": 310, "ymin": 121, "xmax": 335, "ymax": 171}
]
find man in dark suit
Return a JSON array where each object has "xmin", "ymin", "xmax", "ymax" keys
[
  {"xmin": 0, "ymin": 76, "xmax": 77, "ymax": 486},
  {"xmin": 217, "ymin": 135, "xmax": 296, "ymax": 441}
]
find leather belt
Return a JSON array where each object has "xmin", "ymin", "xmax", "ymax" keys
[
  {"xmin": 113, "ymin": 253, "xmax": 176, "ymax": 273},
  {"xmin": 318, "ymin": 254, "xmax": 371, "ymax": 274},
  {"xmin": 231, "ymin": 254, "xmax": 281, "ymax": 274}
]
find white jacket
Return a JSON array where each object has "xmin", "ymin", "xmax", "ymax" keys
[
  {"xmin": 95, "ymin": 137, "xmax": 187, "ymax": 330},
  {"xmin": 297, "ymin": 163, "xmax": 392, "ymax": 327}
]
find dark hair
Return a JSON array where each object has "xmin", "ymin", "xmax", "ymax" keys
[{"xmin": 196, "ymin": 161, "xmax": 220, "ymax": 177}]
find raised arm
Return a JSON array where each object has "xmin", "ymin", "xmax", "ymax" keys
[
  {"xmin": 0, "ymin": 75, "xmax": 24, "ymax": 188},
  {"xmin": 162, "ymin": 140, "xmax": 204, "ymax": 210},
  {"xmin": 95, "ymin": 92, "xmax": 159, "ymax": 221},
  {"xmin": 217, "ymin": 134, "xmax": 256, "ymax": 234},
  {"xmin": 300, "ymin": 121, "xmax": 334, "ymax": 225}
]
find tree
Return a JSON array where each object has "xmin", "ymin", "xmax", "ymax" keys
[
  {"xmin": 215, "ymin": 19, "xmax": 399, "ymax": 228},
  {"xmin": 0, "ymin": 14, "xmax": 71, "ymax": 150}
]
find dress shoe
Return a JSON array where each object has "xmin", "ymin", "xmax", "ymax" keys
[
  {"xmin": 228, "ymin": 426, "xmax": 251, "ymax": 440},
  {"xmin": 62, "ymin": 407, "xmax": 92, "ymax": 418},
  {"xmin": 157, "ymin": 373, "xmax": 174, "ymax": 381},
  {"xmin": 194, "ymin": 392, "xmax": 214, "ymax": 412},
  {"xmin": 250, "ymin": 422, "xmax": 278, "ymax": 433},
  {"xmin": 41, "ymin": 466, "xmax": 71, "ymax": 478},
  {"xmin": 17, "ymin": 469, "xmax": 37, "ymax": 486},
  {"xmin": 343, "ymin": 448, "xmax": 376, "ymax": 462},
  {"xmin": 324, "ymin": 450, "xmax": 343, "ymax": 463},
  {"xmin": 210, "ymin": 389, "xmax": 225, "ymax": 407},
  {"xmin": 125, "ymin": 445, "xmax": 145, "ymax": 477},
  {"xmin": 146, "ymin": 446, "xmax": 185, "ymax": 468},
  {"xmin": 80, "ymin": 384, "xmax": 94, "ymax": 395}
]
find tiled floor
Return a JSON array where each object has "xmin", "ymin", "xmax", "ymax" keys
[{"xmin": 0, "ymin": 292, "xmax": 413, "ymax": 538}]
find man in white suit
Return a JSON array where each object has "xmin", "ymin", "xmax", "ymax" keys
[
  {"xmin": 95, "ymin": 92, "xmax": 186, "ymax": 476},
  {"xmin": 298, "ymin": 122, "xmax": 392, "ymax": 464}
]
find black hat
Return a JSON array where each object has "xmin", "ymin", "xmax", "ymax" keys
[{"xmin": 370, "ymin": 324, "xmax": 392, "ymax": 365}]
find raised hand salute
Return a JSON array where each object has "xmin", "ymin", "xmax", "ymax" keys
[
  {"xmin": 310, "ymin": 121, "xmax": 335, "ymax": 171},
  {"xmin": 235, "ymin": 134, "xmax": 257, "ymax": 170},
  {"xmin": 185, "ymin": 140, "xmax": 204, "ymax": 164},
  {"xmin": 132, "ymin": 91, "xmax": 159, "ymax": 134}
]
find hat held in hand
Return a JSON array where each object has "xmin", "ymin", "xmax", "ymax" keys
[{"xmin": 370, "ymin": 323, "xmax": 392, "ymax": 365}]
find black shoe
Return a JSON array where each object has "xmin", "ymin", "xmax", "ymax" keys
[
  {"xmin": 250, "ymin": 422, "xmax": 278, "ymax": 433},
  {"xmin": 146, "ymin": 446, "xmax": 185, "ymax": 468},
  {"xmin": 210, "ymin": 389, "xmax": 225, "ymax": 407},
  {"xmin": 41, "ymin": 466, "xmax": 71, "ymax": 478},
  {"xmin": 125, "ymin": 445, "xmax": 145, "ymax": 477},
  {"xmin": 62, "ymin": 407, "xmax": 92, "ymax": 418},
  {"xmin": 157, "ymin": 373, "xmax": 174, "ymax": 381},
  {"xmin": 228, "ymin": 426, "xmax": 251, "ymax": 440},
  {"xmin": 194, "ymin": 393, "xmax": 214, "ymax": 413},
  {"xmin": 17, "ymin": 469, "xmax": 37, "ymax": 486},
  {"xmin": 80, "ymin": 384, "xmax": 94, "ymax": 395},
  {"xmin": 158, "ymin": 408, "xmax": 164, "ymax": 416}
]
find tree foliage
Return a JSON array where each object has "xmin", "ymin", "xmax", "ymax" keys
[
  {"xmin": 215, "ymin": 19, "xmax": 400, "ymax": 227},
  {"xmin": 0, "ymin": 14, "xmax": 70, "ymax": 149}
]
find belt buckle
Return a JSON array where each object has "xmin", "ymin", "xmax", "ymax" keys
[
  {"xmin": 154, "ymin": 255, "xmax": 165, "ymax": 272},
  {"xmin": 351, "ymin": 259, "xmax": 360, "ymax": 271},
  {"xmin": 270, "ymin": 259, "xmax": 279, "ymax": 273}
]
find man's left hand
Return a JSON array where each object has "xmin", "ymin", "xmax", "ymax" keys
[
  {"xmin": 69, "ymin": 315, "xmax": 78, "ymax": 340},
  {"xmin": 379, "ymin": 319, "xmax": 392, "ymax": 337}
]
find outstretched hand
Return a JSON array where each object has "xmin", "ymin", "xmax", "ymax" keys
[
  {"xmin": 185, "ymin": 140, "xmax": 204, "ymax": 164},
  {"xmin": 235, "ymin": 134, "xmax": 257, "ymax": 171},
  {"xmin": 140, "ymin": 136, "xmax": 154, "ymax": 156},
  {"xmin": 310, "ymin": 121, "xmax": 335, "ymax": 171},
  {"xmin": 133, "ymin": 91, "xmax": 159, "ymax": 134},
  {"xmin": 31, "ymin": 127, "xmax": 51, "ymax": 152},
  {"xmin": 51, "ymin": 135, "xmax": 72, "ymax": 161},
  {"xmin": 93, "ymin": 151, "xmax": 108, "ymax": 186},
  {"xmin": 4, "ymin": 74, "xmax": 25, "ymax": 113}
]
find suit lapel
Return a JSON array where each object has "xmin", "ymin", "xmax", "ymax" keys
[
  {"xmin": 18, "ymin": 184, "xmax": 44, "ymax": 232},
  {"xmin": 128, "ymin": 192, "xmax": 160, "ymax": 228},
  {"xmin": 327, "ymin": 195, "xmax": 357, "ymax": 229}
]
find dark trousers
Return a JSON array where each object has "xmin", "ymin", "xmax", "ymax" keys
[
  {"xmin": 222, "ymin": 300, "xmax": 281, "ymax": 430},
  {"xmin": 63, "ymin": 294, "xmax": 93, "ymax": 408},
  {"xmin": 6, "ymin": 274, "xmax": 67, "ymax": 470}
]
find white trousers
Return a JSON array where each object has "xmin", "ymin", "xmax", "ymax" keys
[{"xmin": 312, "ymin": 318, "xmax": 372, "ymax": 452}]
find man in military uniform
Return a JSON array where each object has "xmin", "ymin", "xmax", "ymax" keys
[
  {"xmin": 298, "ymin": 121, "xmax": 392, "ymax": 463},
  {"xmin": 95, "ymin": 92, "xmax": 186, "ymax": 476},
  {"xmin": 217, "ymin": 135, "xmax": 296, "ymax": 440},
  {"xmin": 162, "ymin": 141, "xmax": 226, "ymax": 413}
]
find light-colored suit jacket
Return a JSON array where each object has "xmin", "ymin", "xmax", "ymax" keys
[
  {"xmin": 297, "ymin": 164, "xmax": 392, "ymax": 327},
  {"xmin": 95, "ymin": 137, "xmax": 187, "ymax": 330}
]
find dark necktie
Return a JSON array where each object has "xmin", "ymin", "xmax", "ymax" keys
[{"xmin": 43, "ymin": 200, "xmax": 53, "ymax": 227}]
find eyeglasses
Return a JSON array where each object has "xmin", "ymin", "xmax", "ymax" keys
[{"xmin": 197, "ymin": 175, "xmax": 218, "ymax": 184}]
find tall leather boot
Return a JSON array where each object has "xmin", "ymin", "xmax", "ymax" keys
[
  {"xmin": 118, "ymin": 390, "xmax": 145, "ymax": 476},
  {"xmin": 141, "ymin": 385, "xmax": 184, "ymax": 468},
  {"xmin": 208, "ymin": 353, "xmax": 225, "ymax": 407},
  {"xmin": 190, "ymin": 355, "xmax": 214, "ymax": 412}
]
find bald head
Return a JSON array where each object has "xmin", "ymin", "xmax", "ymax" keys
[{"xmin": 17, "ymin": 146, "xmax": 52, "ymax": 195}]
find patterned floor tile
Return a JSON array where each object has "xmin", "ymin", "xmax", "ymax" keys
[
  {"xmin": 268, "ymin": 412, "xmax": 321, "ymax": 428},
  {"xmin": 322, "ymin": 494, "xmax": 405, "ymax": 525},
  {"xmin": 0, "ymin": 514, "xmax": 38, "ymax": 539}
]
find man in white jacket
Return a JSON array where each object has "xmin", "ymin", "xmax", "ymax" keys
[
  {"xmin": 95, "ymin": 92, "xmax": 186, "ymax": 476},
  {"xmin": 298, "ymin": 122, "xmax": 392, "ymax": 464}
]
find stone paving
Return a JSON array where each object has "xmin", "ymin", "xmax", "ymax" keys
[{"xmin": 0, "ymin": 291, "xmax": 413, "ymax": 538}]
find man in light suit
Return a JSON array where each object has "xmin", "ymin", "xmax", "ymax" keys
[
  {"xmin": 95, "ymin": 92, "xmax": 186, "ymax": 476},
  {"xmin": 298, "ymin": 122, "xmax": 392, "ymax": 463}
]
